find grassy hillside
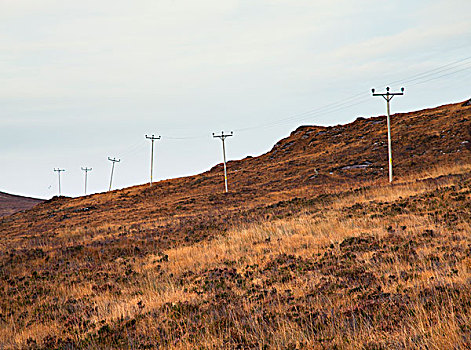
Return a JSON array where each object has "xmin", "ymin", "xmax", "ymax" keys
[
  {"xmin": 0, "ymin": 100, "xmax": 470, "ymax": 349},
  {"xmin": 2, "ymin": 100, "xmax": 469, "ymax": 245}
]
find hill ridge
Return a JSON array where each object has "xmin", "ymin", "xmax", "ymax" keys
[
  {"xmin": 1, "ymin": 99, "xmax": 469, "ymax": 243},
  {"xmin": 1, "ymin": 99, "xmax": 471, "ymax": 349},
  {"xmin": 0, "ymin": 191, "xmax": 43, "ymax": 217}
]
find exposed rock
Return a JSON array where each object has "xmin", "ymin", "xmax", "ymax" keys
[{"xmin": 341, "ymin": 161, "xmax": 373, "ymax": 170}]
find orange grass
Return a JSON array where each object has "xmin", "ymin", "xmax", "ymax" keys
[{"xmin": 1, "ymin": 164, "xmax": 471, "ymax": 349}]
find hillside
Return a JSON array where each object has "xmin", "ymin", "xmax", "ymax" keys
[
  {"xmin": 0, "ymin": 100, "xmax": 471, "ymax": 349},
  {"xmin": 1, "ymin": 100, "xmax": 470, "ymax": 243},
  {"xmin": 0, "ymin": 192, "xmax": 43, "ymax": 217}
]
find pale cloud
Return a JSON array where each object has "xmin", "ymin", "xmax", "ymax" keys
[{"xmin": 330, "ymin": 21, "xmax": 471, "ymax": 62}]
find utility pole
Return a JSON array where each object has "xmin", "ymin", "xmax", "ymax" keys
[
  {"xmin": 372, "ymin": 87, "xmax": 404, "ymax": 183},
  {"xmin": 53, "ymin": 168, "xmax": 65, "ymax": 196},
  {"xmin": 145, "ymin": 134, "xmax": 161, "ymax": 186},
  {"xmin": 81, "ymin": 167, "xmax": 92, "ymax": 195},
  {"xmin": 107, "ymin": 157, "xmax": 120, "ymax": 191},
  {"xmin": 212, "ymin": 131, "xmax": 233, "ymax": 193}
]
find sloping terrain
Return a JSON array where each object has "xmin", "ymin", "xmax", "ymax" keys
[
  {"xmin": 1, "ymin": 100, "xmax": 470, "ymax": 243},
  {"xmin": 0, "ymin": 100, "xmax": 470, "ymax": 349},
  {"xmin": 0, "ymin": 192, "xmax": 43, "ymax": 217}
]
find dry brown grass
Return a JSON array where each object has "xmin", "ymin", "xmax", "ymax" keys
[
  {"xmin": 1, "ymin": 100, "xmax": 471, "ymax": 349},
  {"xmin": 1, "ymin": 163, "xmax": 471, "ymax": 349}
]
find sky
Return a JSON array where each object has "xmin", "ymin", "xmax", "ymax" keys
[{"xmin": 1, "ymin": 0, "xmax": 470, "ymax": 199}]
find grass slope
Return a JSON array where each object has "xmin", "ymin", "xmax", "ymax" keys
[{"xmin": 0, "ymin": 100, "xmax": 470, "ymax": 349}]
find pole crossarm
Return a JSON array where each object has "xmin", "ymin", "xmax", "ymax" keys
[
  {"xmin": 371, "ymin": 86, "xmax": 405, "ymax": 183},
  {"xmin": 212, "ymin": 131, "xmax": 233, "ymax": 141},
  {"xmin": 145, "ymin": 134, "xmax": 161, "ymax": 186},
  {"xmin": 372, "ymin": 87, "xmax": 404, "ymax": 100},
  {"xmin": 212, "ymin": 131, "xmax": 233, "ymax": 193}
]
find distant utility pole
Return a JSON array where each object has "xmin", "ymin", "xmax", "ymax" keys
[
  {"xmin": 372, "ymin": 87, "xmax": 405, "ymax": 183},
  {"xmin": 212, "ymin": 131, "xmax": 233, "ymax": 193},
  {"xmin": 107, "ymin": 157, "xmax": 120, "ymax": 191},
  {"xmin": 145, "ymin": 134, "xmax": 161, "ymax": 186},
  {"xmin": 53, "ymin": 168, "xmax": 65, "ymax": 196},
  {"xmin": 81, "ymin": 167, "xmax": 92, "ymax": 195}
]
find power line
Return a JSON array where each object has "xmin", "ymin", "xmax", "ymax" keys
[
  {"xmin": 275, "ymin": 57, "xmax": 471, "ymax": 127},
  {"xmin": 161, "ymin": 135, "xmax": 206, "ymax": 140},
  {"xmin": 234, "ymin": 93, "xmax": 370, "ymax": 133},
  {"xmin": 407, "ymin": 63, "xmax": 471, "ymax": 87},
  {"xmin": 42, "ymin": 54, "xmax": 471, "ymax": 197},
  {"xmin": 372, "ymin": 87, "xmax": 405, "ymax": 183},
  {"xmin": 81, "ymin": 167, "xmax": 92, "ymax": 195},
  {"xmin": 145, "ymin": 134, "xmax": 161, "ymax": 186},
  {"xmin": 233, "ymin": 55, "xmax": 471, "ymax": 132},
  {"xmin": 53, "ymin": 168, "xmax": 65, "ymax": 196},
  {"xmin": 107, "ymin": 157, "xmax": 120, "ymax": 191},
  {"xmin": 212, "ymin": 131, "xmax": 233, "ymax": 193},
  {"xmin": 387, "ymin": 56, "xmax": 471, "ymax": 86},
  {"xmin": 126, "ymin": 55, "xmax": 471, "ymax": 141},
  {"xmin": 118, "ymin": 139, "xmax": 147, "ymax": 158},
  {"xmin": 255, "ymin": 97, "xmax": 371, "ymax": 129}
]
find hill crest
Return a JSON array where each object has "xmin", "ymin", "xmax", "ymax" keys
[
  {"xmin": 0, "ymin": 191, "xmax": 43, "ymax": 217},
  {"xmin": 1, "ymin": 99, "xmax": 470, "ymax": 243},
  {"xmin": 1, "ymin": 99, "xmax": 471, "ymax": 349}
]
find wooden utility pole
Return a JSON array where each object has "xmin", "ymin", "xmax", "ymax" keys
[
  {"xmin": 145, "ymin": 134, "xmax": 161, "ymax": 186},
  {"xmin": 212, "ymin": 131, "xmax": 233, "ymax": 193},
  {"xmin": 372, "ymin": 87, "xmax": 404, "ymax": 183},
  {"xmin": 53, "ymin": 168, "xmax": 65, "ymax": 196},
  {"xmin": 81, "ymin": 167, "xmax": 92, "ymax": 195},
  {"xmin": 107, "ymin": 157, "xmax": 120, "ymax": 191}
]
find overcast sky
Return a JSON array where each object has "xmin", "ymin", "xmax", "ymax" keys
[{"xmin": 1, "ymin": 0, "xmax": 470, "ymax": 199}]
